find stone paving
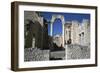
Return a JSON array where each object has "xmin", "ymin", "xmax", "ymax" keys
[{"xmin": 66, "ymin": 44, "xmax": 90, "ymax": 59}]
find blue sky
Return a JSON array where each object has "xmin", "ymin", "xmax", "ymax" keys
[{"xmin": 40, "ymin": 11, "xmax": 90, "ymax": 36}]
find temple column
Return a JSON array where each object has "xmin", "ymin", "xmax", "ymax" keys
[
  {"xmin": 62, "ymin": 23, "xmax": 64, "ymax": 47},
  {"xmin": 50, "ymin": 22, "xmax": 53, "ymax": 36},
  {"xmin": 61, "ymin": 16, "xmax": 65, "ymax": 47}
]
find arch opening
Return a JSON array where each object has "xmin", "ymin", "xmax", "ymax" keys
[
  {"xmin": 50, "ymin": 15, "xmax": 65, "ymax": 47},
  {"xmin": 53, "ymin": 18, "xmax": 62, "ymax": 36}
]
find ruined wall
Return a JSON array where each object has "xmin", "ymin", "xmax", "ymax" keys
[
  {"xmin": 64, "ymin": 19, "xmax": 90, "ymax": 46},
  {"xmin": 24, "ymin": 11, "xmax": 44, "ymax": 48},
  {"xmin": 24, "ymin": 48, "xmax": 50, "ymax": 61}
]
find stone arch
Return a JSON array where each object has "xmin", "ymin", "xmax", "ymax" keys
[{"xmin": 50, "ymin": 15, "xmax": 65, "ymax": 46}]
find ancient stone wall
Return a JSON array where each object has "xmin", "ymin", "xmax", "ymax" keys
[
  {"xmin": 64, "ymin": 19, "xmax": 90, "ymax": 46},
  {"xmin": 24, "ymin": 48, "xmax": 50, "ymax": 61}
]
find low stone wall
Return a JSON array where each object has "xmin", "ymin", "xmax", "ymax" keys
[
  {"xmin": 50, "ymin": 51, "xmax": 65, "ymax": 60},
  {"xmin": 67, "ymin": 44, "xmax": 90, "ymax": 59},
  {"xmin": 24, "ymin": 48, "xmax": 50, "ymax": 61}
]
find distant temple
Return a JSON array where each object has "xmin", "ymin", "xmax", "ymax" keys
[{"xmin": 53, "ymin": 34, "xmax": 63, "ymax": 47}]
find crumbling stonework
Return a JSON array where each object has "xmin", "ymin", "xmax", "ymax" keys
[
  {"xmin": 67, "ymin": 44, "xmax": 90, "ymax": 59},
  {"xmin": 24, "ymin": 48, "xmax": 50, "ymax": 61}
]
